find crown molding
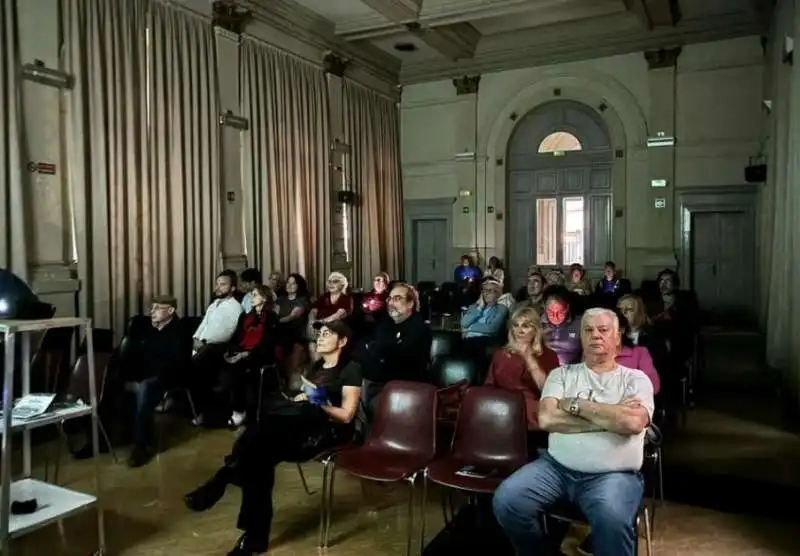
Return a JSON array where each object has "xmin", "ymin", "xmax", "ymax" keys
[
  {"xmin": 400, "ymin": 11, "xmax": 762, "ymax": 84},
  {"xmin": 339, "ymin": 0, "xmax": 558, "ymax": 37},
  {"xmin": 242, "ymin": 0, "xmax": 401, "ymax": 84}
]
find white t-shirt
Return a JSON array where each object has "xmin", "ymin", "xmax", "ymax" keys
[{"xmin": 541, "ymin": 363, "xmax": 654, "ymax": 473}]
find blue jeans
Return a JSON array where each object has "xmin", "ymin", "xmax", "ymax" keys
[
  {"xmin": 493, "ymin": 451, "xmax": 643, "ymax": 556},
  {"xmin": 131, "ymin": 377, "xmax": 165, "ymax": 449}
]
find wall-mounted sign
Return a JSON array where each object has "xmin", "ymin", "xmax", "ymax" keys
[
  {"xmin": 226, "ymin": 191, "xmax": 236, "ymax": 202},
  {"xmin": 462, "ymin": 206, "xmax": 470, "ymax": 214},
  {"xmin": 654, "ymin": 197, "xmax": 666, "ymax": 209},
  {"xmin": 487, "ymin": 206, "xmax": 494, "ymax": 214},
  {"xmin": 27, "ymin": 161, "xmax": 56, "ymax": 175},
  {"xmin": 651, "ymin": 179, "xmax": 667, "ymax": 188}
]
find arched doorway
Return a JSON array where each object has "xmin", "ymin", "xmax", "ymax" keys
[{"xmin": 506, "ymin": 100, "xmax": 614, "ymax": 289}]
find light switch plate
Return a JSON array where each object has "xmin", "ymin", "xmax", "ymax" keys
[{"xmin": 654, "ymin": 197, "xmax": 666, "ymax": 209}]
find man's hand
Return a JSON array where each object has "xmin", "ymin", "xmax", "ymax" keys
[
  {"xmin": 557, "ymin": 397, "xmax": 575, "ymax": 413},
  {"xmin": 621, "ymin": 397, "xmax": 643, "ymax": 407},
  {"xmin": 293, "ymin": 393, "xmax": 308, "ymax": 402}
]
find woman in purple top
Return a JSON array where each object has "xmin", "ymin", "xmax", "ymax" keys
[{"xmin": 541, "ymin": 293, "xmax": 582, "ymax": 365}]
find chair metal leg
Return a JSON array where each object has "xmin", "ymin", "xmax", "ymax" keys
[
  {"xmin": 324, "ymin": 463, "xmax": 337, "ymax": 548},
  {"xmin": 297, "ymin": 463, "xmax": 314, "ymax": 496},
  {"xmin": 643, "ymin": 506, "xmax": 653, "ymax": 556},
  {"xmin": 405, "ymin": 474, "xmax": 417, "ymax": 556},
  {"xmin": 317, "ymin": 460, "xmax": 330, "ymax": 549},
  {"xmin": 657, "ymin": 447, "xmax": 665, "ymax": 505},
  {"xmin": 53, "ymin": 423, "xmax": 67, "ymax": 485},
  {"xmin": 98, "ymin": 420, "xmax": 118, "ymax": 463},
  {"xmin": 419, "ymin": 471, "xmax": 428, "ymax": 556},
  {"xmin": 257, "ymin": 369, "xmax": 265, "ymax": 424},
  {"xmin": 184, "ymin": 389, "xmax": 199, "ymax": 421}
]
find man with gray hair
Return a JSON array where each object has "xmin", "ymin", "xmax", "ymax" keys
[{"xmin": 493, "ymin": 307, "xmax": 654, "ymax": 556}]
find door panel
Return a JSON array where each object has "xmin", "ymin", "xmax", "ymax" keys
[
  {"xmin": 413, "ymin": 219, "xmax": 448, "ymax": 284},
  {"xmin": 508, "ymin": 198, "xmax": 535, "ymax": 290},
  {"xmin": 691, "ymin": 210, "xmax": 755, "ymax": 323}
]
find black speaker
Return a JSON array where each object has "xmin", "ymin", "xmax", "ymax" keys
[
  {"xmin": 745, "ymin": 164, "xmax": 767, "ymax": 183},
  {"xmin": 337, "ymin": 190, "xmax": 356, "ymax": 204}
]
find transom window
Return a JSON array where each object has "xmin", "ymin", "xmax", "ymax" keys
[
  {"xmin": 535, "ymin": 196, "xmax": 588, "ymax": 266},
  {"xmin": 538, "ymin": 131, "xmax": 582, "ymax": 154}
]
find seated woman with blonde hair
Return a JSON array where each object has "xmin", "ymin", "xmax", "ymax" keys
[{"xmin": 484, "ymin": 306, "xmax": 560, "ymax": 452}]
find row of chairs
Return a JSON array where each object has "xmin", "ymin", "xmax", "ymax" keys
[{"xmin": 299, "ymin": 381, "xmax": 655, "ymax": 556}]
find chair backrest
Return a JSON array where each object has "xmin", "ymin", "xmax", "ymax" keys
[
  {"xmin": 66, "ymin": 352, "xmax": 114, "ymax": 405},
  {"xmin": 450, "ymin": 386, "xmax": 527, "ymax": 471},
  {"xmin": 430, "ymin": 330, "xmax": 462, "ymax": 363},
  {"xmin": 430, "ymin": 354, "xmax": 480, "ymax": 388},
  {"xmin": 367, "ymin": 381, "xmax": 438, "ymax": 460}
]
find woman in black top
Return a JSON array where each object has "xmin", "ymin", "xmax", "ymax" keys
[
  {"xmin": 275, "ymin": 273, "xmax": 312, "ymax": 381},
  {"xmin": 184, "ymin": 320, "xmax": 362, "ymax": 556}
]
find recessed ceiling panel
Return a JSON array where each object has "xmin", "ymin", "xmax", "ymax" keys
[{"xmin": 290, "ymin": 0, "xmax": 384, "ymax": 24}]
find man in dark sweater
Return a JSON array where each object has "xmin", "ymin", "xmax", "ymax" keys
[
  {"xmin": 357, "ymin": 283, "xmax": 432, "ymax": 418},
  {"xmin": 122, "ymin": 295, "xmax": 184, "ymax": 467}
]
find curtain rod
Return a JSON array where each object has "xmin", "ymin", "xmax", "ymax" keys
[
  {"xmin": 241, "ymin": 33, "xmax": 325, "ymax": 71},
  {"xmin": 155, "ymin": 0, "xmax": 210, "ymax": 21}
]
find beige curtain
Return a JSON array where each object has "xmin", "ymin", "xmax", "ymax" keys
[
  {"xmin": 241, "ymin": 38, "xmax": 330, "ymax": 294},
  {"xmin": 762, "ymin": 0, "xmax": 800, "ymax": 405},
  {"xmin": 0, "ymin": 0, "xmax": 28, "ymax": 278},
  {"xmin": 343, "ymin": 80, "xmax": 404, "ymax": 287},
  {"xmin": 63, "ymin": 0, "xmax": 149, "ymax": 333},
  {"xmin": 145, "ymin": 3, "xmax": 221, "ymax": 316}
]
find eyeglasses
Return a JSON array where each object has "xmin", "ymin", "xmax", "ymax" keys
[{"xmin": 388, "ymin": 295, "xmax": 407, "ymax": 302}]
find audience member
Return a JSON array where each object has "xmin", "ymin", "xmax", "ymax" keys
[
  {"xmin": 267, "ymin": 270, "xmax": 286, "ymax": 299},
  {"xmin": 121, "ymin": 295, "xmax": 183, "ymax": 467},
  {"xmin": 594, "ymin": 261, "xmax": 631, "ymax": 305},
  {"xmin": 618, "ymin": 293, "xmax": 670, "ymax": 381},
  {"xmin": 542, "ymin": 293, "xmax": 582, "ymax": 365},
  {"xmin": 515, "ymin": 271, "xmax": 545, "ymax": 315},
  {"xmin": 275, "ymin": 273, "xmax": 311, "ymax": 381},
  {"xmin": 454, "ymin": 253, "xmax": 482, "ymax": 283},
  {"xmin": 493, "ymin": 308, "xmax": 654, "ymax": 556},
  {"xmin": 190, "ymin": 270, "xmax": 244, "ymax": 426},
  {"xmin": 567, "ymin": 263, "xmax": 592, "ymax": 296},
  {"xmin": 239, "ymin": 268, "xmax": 262, "ymax": 313},
  {"xmin": 461, "ymin": 278, "xmax": 509, "ymax": 339},
  {"xmin": 484, "ymin": 256, "xmax": 506, "ymax": 286},
  {"xmin": 361, "ymin": 272, "xmax": 390, "ymax": 320},
  {"xmin": 221, "ymin": 285, "xmax": 280, "ymax": 427},
  {"xmin": 544, "ymin": 268, "xmax": 566, "ymax": 288},
  {"xmin": 616, "ymin": 312, "xmax": 661, "ymax": 394},
  {"xmin": 184, "ymin": 320, "xmax": 361, "ymax": 556},
  {"xmin": 484, "ymin": 306, "xmax": 560, "ymax": 451},
  {"xmin": 649, "ymin": 269, "xmax": 698, "ymax": 366},
  {"xmin": 357, "ymin": 282, "xmax": 432, "ymax": 417}
]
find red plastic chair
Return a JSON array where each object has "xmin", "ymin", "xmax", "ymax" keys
[
  {"xmin": 424, "ymin": 386, "xmax": 527, "ymax": 528},
  {"xmin": 325, "ymin": 381, "xmax": 438, "ymax": 556}
]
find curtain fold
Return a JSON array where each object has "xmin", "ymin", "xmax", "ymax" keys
[
  {"xmin": 63, "ymin": 0, "xmax": 149, "ymax": 333},
  {"xmin": 0, "ymin": 0, "xmax": 28, "ymax": 279},
  {"xmin": 343, "ymin": 80, "xmax": 404, "ymax": 287},
  {"xmin": 145, "ymin": 3, "xmax": 221, "ymax": 316},
  {"xmin": 241, "ymin": 38, "xmax": 330, "ymax": 294}
]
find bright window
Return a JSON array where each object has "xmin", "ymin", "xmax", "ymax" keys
[
  {"xmin": 538, "ymin": 131, "xmax": 582, "ymax": 154},
  {"xmin": 563, "ymin": 197, "xmax": 584, "ymax": 265},
  {"xmin": 535, "ymin": 198, "xmax": 557, "ymax": 266},
  {"xmin": 534, "ymin": 194, "xmax": 609, "ymax": 266}
]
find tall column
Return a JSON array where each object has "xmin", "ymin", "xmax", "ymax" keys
[
  {"xmin": 17, "ymin": 0, "xmax": 79, "ymax": 315},
  {"xmin": 213, "ymin": 4, "xmax": 250, "ymax": 272},
  {"xmin": 644, "ymin": 47, "xmax": 681, "ymax": 255},
  {"xmin": 452, "ymin": 75, "xmax": 481, "ymax": 263},
  {"xmin": 324, "ymin": 53, "xmax": 352, "ymax": 280}
]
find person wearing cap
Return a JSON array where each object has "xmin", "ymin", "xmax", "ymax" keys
[
  {"xmin": 121, "ymin": 295, "xmax": 183, "ymax": 467},
  {"xmin": 183, "ymin": 320, "xmax": 361, "ymax": 555},
  {"xmin": 357, "ymin": 282, "xmax": 433, "ymax": 418},
  {"xmin": 461, "ymin": 278, "xmax": 509, "ymax": 340}
]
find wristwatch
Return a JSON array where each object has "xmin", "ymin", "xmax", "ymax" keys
[{"xmin": 567, "ymin": 398, "xmax": 581, "ymax": 416}]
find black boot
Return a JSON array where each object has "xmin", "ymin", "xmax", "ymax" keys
[
  {"xmin": 227, "ymin": 532, "xmax": 269, "ymax": 555},
  {"xmin": 183, "ymin": 467, "xmax": 232, "ymax": 512}
]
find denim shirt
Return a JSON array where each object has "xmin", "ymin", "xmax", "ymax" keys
[{"xmin": 461, "ymin": 302, "xmax": 509, "ymax": 339}]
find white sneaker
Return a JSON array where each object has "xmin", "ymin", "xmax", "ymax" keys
[
  {"xmin": 191, "ymin": 414, "xmax": 205, "ymax": 427},
  {"xmin": 230, "ymin": 411, "xmax": 246, "ymax": 427},
  {"xmin": 154, "ymin": 395, "xmax": 174, "ymax": 413}
]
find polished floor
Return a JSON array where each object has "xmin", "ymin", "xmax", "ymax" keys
[
  {"xmin": 8, "ymin": 414, "xmax": 796, "ymax": 556},
  {"xmin": 10, "ymin": 330, "xmax": 800, "ymax": 555}
]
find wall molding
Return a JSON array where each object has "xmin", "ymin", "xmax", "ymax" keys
[{"xmin": 222, "ymin": 253, "xmax": 248, "ymax": 271}]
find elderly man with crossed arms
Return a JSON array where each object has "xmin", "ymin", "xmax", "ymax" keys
[{"xmin": 493, "ymin": 307, "xmax": 654, "ymax": 556}]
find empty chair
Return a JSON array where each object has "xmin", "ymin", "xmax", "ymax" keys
[
  {"xmin": 430, "ymin": 330, "xmax": 462, "ymax": 364},
  {"xmin": 325, "ymin": 381, "xmax": 438, "ymax": 555},
  {"xmin": 425, "ymin": 387, "xmax": 527, "ymax": 499},
  {"xmin": 430, "ymin": 354, "xmax": 481, "ymax": 389}
]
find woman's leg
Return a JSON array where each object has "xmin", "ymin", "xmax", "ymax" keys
[{"xmin": 235, "ymin": 462, "xmax": 277, "ymax": 551}]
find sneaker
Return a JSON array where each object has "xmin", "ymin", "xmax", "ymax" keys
[
  {"xmin": 230, "ymin": 411, "xmax": 246, "ymax": 428},
  {"xmin": 154, "ymin": 395, "xmax": 173, "ymax": 413},
  {"xmin": 191, "ymin": 414, "xmax": 205, "ymax": 427}
]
